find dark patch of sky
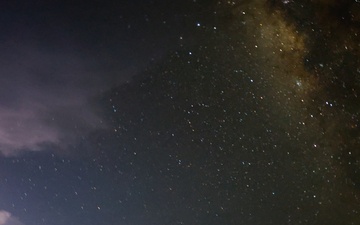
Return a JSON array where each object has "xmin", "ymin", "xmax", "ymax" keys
[{"xmin": 0, "ymin": 0, "xmax": 215, "ymax": 156}]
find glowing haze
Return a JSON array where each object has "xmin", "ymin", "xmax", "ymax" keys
[{"xmin": 0, "ymin": 211, "xmax": 24, "ymax": 225}]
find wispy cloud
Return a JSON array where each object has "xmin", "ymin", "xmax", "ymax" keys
[
  {"xmin": 0, "ymin": 43, "xmax": 112, "ymax": 156},
  {"xmin": 0, "ymin": 211, "xmax": 24, "ymax": 225}
]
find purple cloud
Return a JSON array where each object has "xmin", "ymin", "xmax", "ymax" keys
[
  {"xmin": 0, "ymin": 211, "xmax": 24, "ymax": 225},
  {"xmin": 0, "ymin": 43, "xmax": 112, "ymax": 156}
]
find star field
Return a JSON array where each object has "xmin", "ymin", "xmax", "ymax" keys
[{"xmin": 0, "ymin": 0, "xmax": 359, "ymax": 225}]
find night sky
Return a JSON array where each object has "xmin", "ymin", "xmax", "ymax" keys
[{"xmin": 0, "ymin": 0, "xmax": 360, "ymax": 224}]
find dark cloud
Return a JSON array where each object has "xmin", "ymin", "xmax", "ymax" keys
[
  {"xmin": 0, "ymin": 0, "xmax": 216, "ymax": 157},
  {"xmin": 0, "ymin": 43, "xmax": 111, "ymax": 156}
]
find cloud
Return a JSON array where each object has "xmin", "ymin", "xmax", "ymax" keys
[
  {"xmin": 0, "ymin": 211, "xmax": 24, "ymax": 225},
  {"xmin": 0, "ymin": 43, "xmax": 112, "ymax": 156}
]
